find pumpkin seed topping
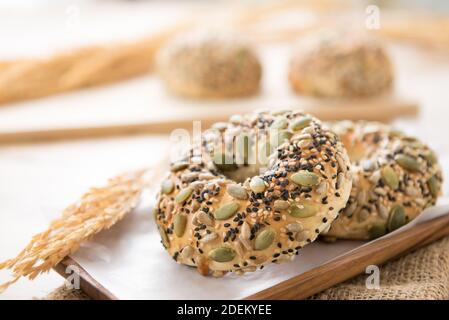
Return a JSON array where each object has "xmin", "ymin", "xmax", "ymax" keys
[
  {"xmin": 209, "ymin": 246, "xmax": 236, "ymax": 262},
  {"xmin": 381, "ymin": 166, "xmax": 399, "ymax": 190},
  {"xmin": 395, "ymin": 154, "xmax": 420, "ymax": 172},
  {"xmin": 158, "ymin": 226, "xmax": 170, "ymax": 248},
  {"xmin": 175, "ymin": 187, "xmax": 193, "ymax": 203},
  {"xmin": 387, "ymin": 205, "xmax": 406, "ymax": 232},
  {"xmin": 289, "ymin": 203, "xmax": 319, "ymax": 218},
  {"xmin": 215, "ymin": 202, "xmax": 240, "ymax": 220},
  {"xmin": 254, "ymin": 229, "xmax": 276, "ymax": 250},
  {"xmin": 291, "ymin": 170, "xmax": 320, "ymax": 187},
  {"xmin": 427, "ymin": 176, "xmax": 440, "ymax": 198},
  {"xmin": 227, "ymin": 184, "xmax": 248, "ymax": 200},
  {"xmin": 368, "ymin": 223, "xmax": 387, "ymax": 239}
]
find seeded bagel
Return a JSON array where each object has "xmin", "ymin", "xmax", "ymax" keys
[
  {"xmin": 289, "ymin": 30, "xmax": 394, "ymax": 98},
  {"xmin": 154, "ymin": 110, "xmax": 352, "ymax": 276},
  {"xmin": 323, "ymin": 121, "xmax": 443, "ymax": 240},
  {"xmin": 156, "ymin": 30, "xmax": 262, "ymax": 98}
]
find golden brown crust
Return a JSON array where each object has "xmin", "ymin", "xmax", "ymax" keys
[
  {"xmin": 156, "ymin": 30, "xmax": 262, "ymax": 98},
  {"xmin": 154, "ymin": 110, "xmax": 352, "ymax": 276},
  {"xmin": 324, "ymin": 121, "xmax": 443, "ymax": 240},
  {"xmin": 289, "ymin": 30, "xmax": 394, "ymax": 98}
]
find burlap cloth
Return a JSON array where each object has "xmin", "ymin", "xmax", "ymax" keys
[{"xmin": 43, "ymin": 235, "xmax": 449, "ymax": 300}]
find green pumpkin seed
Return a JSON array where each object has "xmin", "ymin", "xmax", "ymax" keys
[
  {"xmin": 423, "ymin": 151, "xmax": 437, "ymax": 165},
  {"xmin": 158, "ymin": 226, "xmax": 170, "ymax": 248},
  {"xmin": 173, "ymin": 214, "xmax": 187, "ymax": 237},
  {"xmin": 175, "ymin": 187, "xmax": 193, "ymax": 203},
  {"xmin": 291, "ymin": 171, "xmax": 319, "ymax": 187},
  {"xmin": 381, "ymin": 166, "xmax": 399, "ymax": 190},
  {"xmin": 215, "ymin": 202, "xmax": 240, "ymax": 220},
  {"xmin": 171, "ymin": 161, "xmax": 189, "ymax": 172},
  {"xmin": 208, "ymin": 246, "xmax": 236, "ymax": 262},
  {"xmin": 289, "ymin": 203, "xmax": 319, "ymax": 218},
  {"xmin": 152, "ymin": 208, "xmax": 159, "ymax": 221},
  {"xmin": 227, "ymin": 184, "xmax": 248, "ymax": 200},
  {"xmin": 254, "ymin": 229, "xmax": 276, "ymax": 250},
  {"xmin": 427, "ymin": 176, "xmax": 440, "ymax": 198},
  {"xmin": 387, "ymin": 205, "xmax": 406, "ymax": 232},
  {"xmin": 368, "ymin": 223, "xmax": 387, "ymax": 239},
  {"xmin": 250, "ymin": 176, "xmax": 266, "ymax": 193},
  {"xmin": 270, "ymin": 118, "xmax": 288, "ymax": 130},
  {"xmin": 273, "ymin": 200, "xmax": 290, "ymax": 211},
  {"xmin": 395, "ymin": 154, "xmax": 420, "ymax": 172},
  {"xmin": 161, "ymin": 180, "xmax": 174, "ymax": 194},
  {"xmin": 290, "ymin": 116, "xmax": 312, "ymax": 131}
]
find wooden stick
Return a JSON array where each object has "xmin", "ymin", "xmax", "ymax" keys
[
  {"xmin": 245, "ymin": 213, "xmax": 449, "ymax": 300},
  {"xmin": 0, "ymin": 99, "xmax": 418, "ymax": 145}
]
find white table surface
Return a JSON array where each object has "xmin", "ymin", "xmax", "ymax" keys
[{"xmin": 1, "ymin": 1, "xmax": 449, "ymax": 299}]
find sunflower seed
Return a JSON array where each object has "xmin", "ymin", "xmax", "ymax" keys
[
  {"xmin": 158, "ymin": 226, "xmax": 170, "ymax": 248},
  {"xmin": 316, "ymin": 181, "xmax": 328, "ymax": 196},
  {"xmin": 241, "ymin": 221, "xmax": 251, "ymax": 239},
  {"xmin": 181, "ymin": 172, "xmax": 199, "ymax": 182},
  {"xmin": 173, "ymin": 214, "xmax": 187, "ymax": 237},
  {"xmin": 405, "ymin": 186, "xmax": 419, "ymax": 197},
  {"xmin": 273, "ymin": 200, "xmax": 290, "ymax": 211},
  {"xmin": 368, "ymin": 223, "xmax": 387, "ymax": 239},
  {"xmin": 227, "ymin": 184, "xmax": 248, "ymax": 200},
  {"xmin": 381, "ymin": 166, "xmax": 399, "ymax": 190},
  {"xmin": 239, "ymin": 236, "xmax": 253, "ymax": 250},
  {"xmin": 369, "ymin": 170, "xmax": 381, "ymax": 184},
  {"xmin": 250, "ymin": 177, "xmax": 266, "ymax": 193},
  {"xmin": 291, "ymin": 171, "xmax": 320, "ymax": 187},
  {"xmin": 254, "ymin": 229, "xmax": 276, "ymax": 250},
  {"xmin": 201, "ymin": 232, "xmax": 218, "ymax": 243},
  {"xmin": 387, "ymin": 205, "xmax": 406, "ymax": 232},
  {"xmin": 343, "ymin": 201, "xmax": 357, "ymax": 217},
  {"xmin": 171, "ymin": 161, "xmax": 189, "ymax": 172},
  {"xmin": 215, "ymin": 202, "xmax": 239, "ymax": 220},
  {"xmin": 357, "ymin": 209, "xmax": 370, "ymax": 222},
  {"xmin": 208, "ymin": 246, "xmax": 236, "ymax": 262},
  {"xmin": 290, "ymin": 116, "xmax": 312, "ymax": 131},
  {"xmin": 234, "ymin": 241, "xmax": 245, "ymax": 257},
  {"xmin": 230, "ymin": 114, "xmax": 242, "ymax": 124},
  {"xmin": 199, "ymin": 173, "xmax": 215, "ymax": 180},
  {"xmin": 271, "ymin": 118, "xmax": 288, "ymax": 129},
  {"xmin": 336, "ymin": 153, "xmax": 347, "ymax": 173},
  {"xmin": 377, "ymin": 203, "xmax": 389, "ymax": 220},
  {"xmin": 362, "ymin": 160, "xmax": 376, "ymax": 171},
  {"xmin": 175, "ymin": 187, "xmax": 193, "ymax": 203},
  {"xmin": 212, "ymin": 122, "xmax": 228, "ymax": 131},
  {"xmin": 336, "ymin": 172, "xmax": 345, "ymax": 190},
  {"xmin": 198, "ymin": 211, "xmax": 214, "ymax": 226},
  {"xmin": 427, "ymin": 176, "xmax": 440, "ymax": 198},
  {"xmin": 289, "ymin": 203, "xmax": 318, "ymax": 218},
  {"xmin": 286, "ymin": 222, "xmax": 303, "ymax": 233},
  {"xmin": 180, "ymin": 246, "xmax": 194, "ymax": 259},
  {"xmin": 356, "ymin": 190, "xmax": 367, "ymax": 205},
  {"xmin": 395, "ymin": 154, "xmax": 420, "ymax": 172}
]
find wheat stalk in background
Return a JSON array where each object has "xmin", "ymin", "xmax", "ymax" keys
[
  {"xmin": 0, "ymin": 169, "xmax": 147, "ymax": 293},
  {"xmin": 0, "ymin": 23, "xmax": 187, "ymax": 106}
]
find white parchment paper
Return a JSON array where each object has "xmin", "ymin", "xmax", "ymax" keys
[{"xmin": 71, "ymin": 192, "xmax": 449, "ymax": 300}]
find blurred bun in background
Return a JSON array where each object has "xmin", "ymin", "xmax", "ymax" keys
[
  {"xmin": 156, "ymin": 30, "xmax": 262, "ymax": 99},
  {"xmin": 289, "ymin": 29, "xmax": 394, "ymax": 98}
]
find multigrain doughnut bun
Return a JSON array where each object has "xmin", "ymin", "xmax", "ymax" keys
[
  {"xmin": 289, "ymin": 30, "xmax": 394, "ymax": 98},
  {"xmin": 323, "ymin": 121, "xmax": 443, "ymax": 240},
  {"xmin": 154, "ymin": 110, "xmax": 352, "ymax": 276},
  {"xmin": 156, "ymin": 30, "xmax": 262, "ymax": 98}
]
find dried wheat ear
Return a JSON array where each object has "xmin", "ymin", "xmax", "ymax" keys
[{"xmin": 0, "ymin": 170, "xmax": 147, "ymax": 293}]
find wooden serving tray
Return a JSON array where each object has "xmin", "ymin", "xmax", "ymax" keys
[{"xmin": 54, "ymin": 212, "xmax": 449, "ymax": 300}]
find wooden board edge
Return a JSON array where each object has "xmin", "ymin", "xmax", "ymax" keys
[
  {"xmin": 53, "ymin": 213, "xmax": 449, "ymax": 301},
  {"xmin": 54, "ymin": 257, "xmax": 118, "ymax": 300}
]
